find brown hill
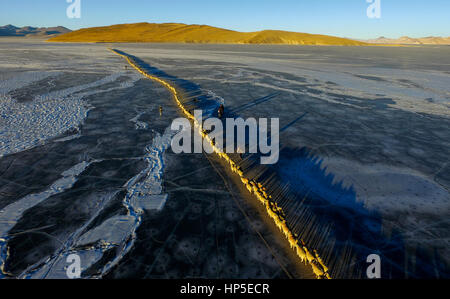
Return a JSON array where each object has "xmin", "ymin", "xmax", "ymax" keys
[{"xmin": 47, "ymin": 22, "xmax": 367, "ymax": 46}]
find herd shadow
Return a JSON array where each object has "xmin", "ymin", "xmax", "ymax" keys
[{"xmin": 112, "ymin": 49, "xmax": 448, "ymax": 279}]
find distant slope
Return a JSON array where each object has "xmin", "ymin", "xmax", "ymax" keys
[
  {"xmin": 366, "ymin": 36, "xmax": 450, "ymax": 45},
  {"xmin": 0, "ymin": 25, "xmax": 71, "ymax": 37},
  {"xmin": 47, "ymin": 22, "xmax": 367, "ymax": 46}
]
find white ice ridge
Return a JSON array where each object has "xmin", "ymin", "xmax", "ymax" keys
[
  {"xmin": 0, "ymin": 161, "xmax": 92, "ymax": 278},
  {"xmin": 204, "ymin": 89, "xmax": 225, "ymax": 117},
  {"xmin": 129, "ymin": 111, "xmax": 149, "ymax": 130},
  {"xmin": 18, "ymin": 127, "xmax": 175, "ymax": 278},
  {"xmin": 78, "ymin": 126, "xmax": 175, "ymax": 277},
  {"xmin": 205, "ymin": 89, "xmax": 225, "ymax": 105},
  {"xmin": 0, "ymin": 72, "xmax": 142, "ymax": 158},
  {"xmin": 124, "ymin": 126, "xmax": 175, "ymax": 214}
]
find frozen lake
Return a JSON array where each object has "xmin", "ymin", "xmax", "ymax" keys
[{"xmin": 0, "ymin": 38, "xmax": 449, "ymax": 278}]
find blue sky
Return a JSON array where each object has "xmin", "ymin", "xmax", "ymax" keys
[{"xmin": 1, "ymin": 0, "xmax": 449, "ymax": 39}]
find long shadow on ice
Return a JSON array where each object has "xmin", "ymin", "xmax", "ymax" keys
[
  {"xmin": 274, "ymin": 148, "xmax": 404, "ymax": 278},
  {"xmin": 242, "ymin": 146, "xmax": 447, "ymax": 278}
]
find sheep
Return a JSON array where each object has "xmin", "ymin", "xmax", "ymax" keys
[
  {"xmin": 314, "ymin": 250, "xmax": 329, "ymax": 273},
  {"xmin": 288, "ymin": 235, "xmax": 297, "ymax": 250},
  {"xmin": 311, "ymin": 263, "xmax": 325, "ymax": 279},
  {"xmin": 295, "ymin": 245, "xmax": 306, "ymax": 263},
  {"xmin": 304, "ymin": 247, "xmax": 316, "ymax": 264}
]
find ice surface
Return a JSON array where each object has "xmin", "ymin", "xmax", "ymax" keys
[
  {"xmin": 1, "ymin": 40, "xmax": 448, "ymax": 278},
  {"xmin": 0, "ymin": 161, "xmax": 91, "ymax": 277},
  {"xmin": 14, "ymin": 124, "xmax": 175, "ymax": 278},
  {"xmin": 0, "ymin": 96, "xmax": 89, "ymax": 158},
  {"xmin": 0, "ymin": 71, "xmax": 61, "ymax": 95},
  {"xmin": 0, "ymin": 161, "xmax": 91, "ymax": 236},
  {"xmin": 0, "ymin": 71, "xmax": 142, "ymax": 158},
  {"xmin": 124, "ymin": 44, "xmax": 450, "ymax": 116}
]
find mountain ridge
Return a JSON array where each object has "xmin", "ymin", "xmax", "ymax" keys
[
  {"xmin": 0, "ymin": 25, "xmax": 71, "ymax": 37},
  {"xmin": 364, "ymin": 36, "xmax": 450, "ymax": 45}
]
